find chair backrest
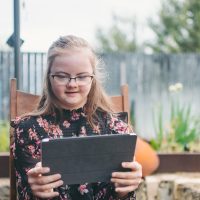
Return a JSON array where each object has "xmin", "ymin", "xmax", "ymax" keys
[{"xmin": 9, "ymin": 78, "xmax": 130, "ymax": 199}]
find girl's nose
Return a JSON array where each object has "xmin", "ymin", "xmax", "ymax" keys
[{"xmin": 67, "ymin": 78, "xmax": 78, "ymax": 87}]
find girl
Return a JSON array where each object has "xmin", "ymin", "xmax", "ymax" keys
[{"xmin": 11, "ymin": 35, "xmax": 142, "ymax": 199}]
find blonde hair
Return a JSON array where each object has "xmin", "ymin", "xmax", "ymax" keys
[{"xmin": 30, "ymin": 35, "xmax": 115, "ymax": 128}]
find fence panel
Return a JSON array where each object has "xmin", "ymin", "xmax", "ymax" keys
[{"xmin": 0, "ymin": 51, "xmax": 200, "ymax": 139}]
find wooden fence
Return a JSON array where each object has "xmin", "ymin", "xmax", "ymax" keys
[{"xmin": 1, "ymin": 51, "xmax": 200, "ymax": 139}]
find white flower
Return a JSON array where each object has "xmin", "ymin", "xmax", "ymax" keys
[
  {"xmin": 169, "ymin": 85, "xmax": 176, "ymax": 92},
  {"xmin": 168, "ymin": 83, "xmax": 183, "ymax": 92},
  {"xmin": 175, "ymin": 83, "xmax": 183, "ymax": 91}
]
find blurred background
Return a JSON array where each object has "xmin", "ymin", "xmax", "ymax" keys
[{"xmin": 0, "ymin": 0, "xmax": 200, "ymax": 151}]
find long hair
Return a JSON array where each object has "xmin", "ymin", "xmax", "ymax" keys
[{"xmin": 27, "ymin": 35, "xmax": 115, "ymax": 128}]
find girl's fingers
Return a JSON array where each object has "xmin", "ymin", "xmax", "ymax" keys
[
  {"xmin": 112, "ymin": 171, "xmax": 141, "ymax": 179},
  {"xmin": 122, "ymin": 161, "xmax": 142, "ymax": 171},
  {"xmin": 34, "ymin": 191, "xmax": 60, "ymax": 199},
  {"xmin": 27, "ymin": 166, "xmax": 50, "ymax": 176},
  {"xmin": 111, "ymin": 161, "xmax": 142, "ymax": 194},
  {"xmin": 28, "ymin": 173, "xmax": 61, "ymax": 185},
  {"xmin": 112, "ymin": 161, "xmax": 142, "ymax": 179},
  {"xmin": 111, "ymin": 177, "xmax": 141, "ymax": 186},
  {"xmin": 114, "ymin": 182, "xmax": 120, "ymax": 188},
  {"xmin": 27, "ymin": 162, "xmax": 63, "ymax": 198},
  {"xmin": 35, "ymin": 162, "xmax": 42, "ymax": 167},
  {"xmin": 115, "ymin": 184, "xmax": 139, "ymax": 193},
  {"xmin": 31, "ymin": 179, "xmax": 64, "ymax": 192}
]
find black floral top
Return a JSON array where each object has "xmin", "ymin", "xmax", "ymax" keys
[{"xmin": 11, "ymin": 108, "xmax": 136, "ymax": 200}]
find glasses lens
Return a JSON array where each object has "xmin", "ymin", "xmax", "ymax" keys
[
  {"xmin": 76, "ymin": 76, "xmax": 93, "ymax": 85},
  {"xmin": 52, "ymin": 75, "xmax": 69, "ymax": 85},
  {"xmin": 51, "ymin": 74, "xmax": 93, "ymax": 85}
]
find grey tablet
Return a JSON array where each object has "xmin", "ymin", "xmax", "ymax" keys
[{"xmin": 41, "ymin": 133, "xmax": 137, "ymax": 185}]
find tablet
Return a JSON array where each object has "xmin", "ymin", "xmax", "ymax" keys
[{"xmin": 41, "ymin": 133, "xmax": 137, "ymax": 185}]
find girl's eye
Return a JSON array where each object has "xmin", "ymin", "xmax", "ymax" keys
[
  {"xmin": 77, "ymin": 76, "xmax": 87, "ymax": 80},
  {"xmin": 57, "ymin": 75, "xmax": 68, "ymax": 79}
]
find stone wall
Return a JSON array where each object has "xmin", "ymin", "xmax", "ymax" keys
[
  {"xmin": 143, "ymin": 173, "xmax": 200, "ymax": 200},
  {"xmin": 1, "ymin": 173, "xmax": 200, "ymax": 200},
  {"xmin": 0, "ymin": 179, "xmax": 9, "ymax": 200}
]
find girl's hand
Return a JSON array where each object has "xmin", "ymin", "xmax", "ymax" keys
[
  {"xmin": 27, "ymin": 162, "xmax": 63, "ymax": 199},
  {"xmin": 111, "ymin": 161, "xmax": 142, "ymax": 198}
]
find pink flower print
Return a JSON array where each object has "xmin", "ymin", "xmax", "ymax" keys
[
  {"xmin": 96, "ymin": 190, "xmax": 105, "ymax": 199},
  {"xmin": 37, "ymin": 117, "xmax": 49, "ymax": 132},
  {"xmin": 80, "ymin": 126, "xmax": 87, "ymax": 136},
  {"xmin": 10, "ymin": 142, "xmax": 16, "ymax": 157},
  {"xmin": 109, "ymin": 115, "xmax": 128, "ymax": 134},
  {"xmin": 63, "ymin": 120, "xmax": 70, "ymax": 128},
  {"xmin": 19, "ymin": 138, "xmax": 25, "ymax": 145},
  {"xmin": 28, "ymin": 128, "xmax": 38, "ymax": 140},
  {"xmin": 50, "ymin": 125, "xmax": 63, "ymax": 138},
  {"xmin": 71, "ymin": 111, "xmax": 80, "ymax": 121},
  {"xmin": 115, "ymin": 121, "xmax": 128, "ymax": 134},
  {"xmin": 52, "ymin": 112, "xmax": 56, "ymax": 117},
  {"xmin": 16, "ymin": 127, "xmax": 23, "ymax": 140},
  {"xmin": 13, "ymin": 116, "xmax": 22, "ymax": 124},
  {"xmin": 93, "ymin": 124, "xmax": 100, "ymax": 134},
  {"xmin": 78, "ymin": 184, "xmax": 89, "ymax": 195},
  {"xmin": 25, "ymin": 168, "xmax": 31, "ymax": 174},
  {"xmin": 109, "ymin": 117, "xmax": 115, "ymax": 129},
  {"xmin": 27, "ymin": 145, "xmax": 40, "ymax": 159},
  {"xmin": 37, "ymin": 117, "xmax": 44, "ymax": 126},
  {"xmin": 27, "ymin": 145, "xmax": 35, "ymax": 154},
  {"xmin": 15, "ymin": 170, "xmax": 20, "ymax": 179},
  {"xmin": 103, "ymin": 188, "xmax": 106, "ymax": 194}
]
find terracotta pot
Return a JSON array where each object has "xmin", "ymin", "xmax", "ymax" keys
[{"xmin": 135, "ymin": 138, "xmax": 160, "ymax": 176}]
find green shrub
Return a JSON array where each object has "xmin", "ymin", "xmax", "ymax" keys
[
  {"xmin": 0, "ymin": 121, "xmax": 9, "ymax": 152},
  {"xmin": 150, "ymin": 83, "xmax": 200, "ymax": 152}
]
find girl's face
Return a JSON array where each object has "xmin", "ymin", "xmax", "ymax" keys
[{"xmin": 50, "ymin": 49, "xmax": 94, "ymax": 110}]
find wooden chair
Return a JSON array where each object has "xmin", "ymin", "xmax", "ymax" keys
[
  {"xmin": 10, "ymin": 79, "xmax": 41, "ymax": 200},
  {"xmin": 10, "ymin": 78, "xmax": 159, "ymax": 199}
]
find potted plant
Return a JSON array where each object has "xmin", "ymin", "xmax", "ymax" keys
[{"xmin": 149, "ymin": 83, "xmax": 200, "ymax": 172}]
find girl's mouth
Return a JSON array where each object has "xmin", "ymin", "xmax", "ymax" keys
[{"xmin": 65, "ymin": 91, "xmax": 78, "ymax": 94}]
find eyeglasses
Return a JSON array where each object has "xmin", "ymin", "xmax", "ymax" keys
[{"xmin": 50, "ymin": 74, "xmax": 94, "ymax": 86}]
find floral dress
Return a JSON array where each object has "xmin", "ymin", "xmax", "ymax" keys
[{"xmin": 11, "ymin": 108, "xmax": 136, "ymax": 200}]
